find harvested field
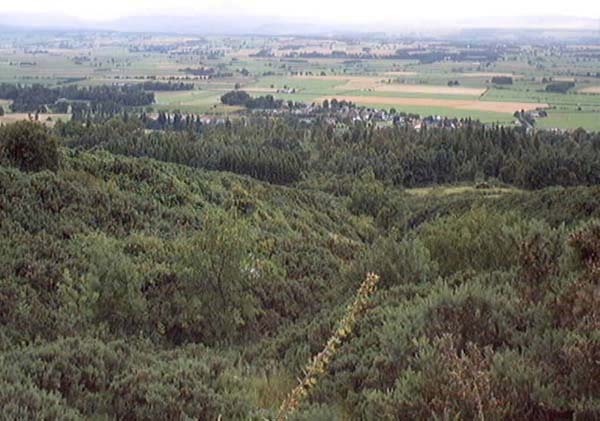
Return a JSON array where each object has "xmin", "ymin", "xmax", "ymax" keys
[
  {"xmin": 293, "ymin": 75, "xmax": 485, "ymax": 95},
  {"xmin": 579, "ymin": 86, "xmax": 600, "ymax": 94},
  {"xmin": 459, "ymin": 72, "xmax": 523, "ymax": 78},
  {"xmin": 0, "ymin": 113, "xmax": 70, "ymax": 127},
  {"xmin": 242, "ymin": 87, "xmax": 278, "ymax": 93},
  {"xmin": 293, "ymin": 75, "xmax": 380, "ymax": 89},
  {"xmin": 316, "ymin": 95, "xmax": 548, "ymax": 113},
  {"xmin": 383, "ymin": 71, "xmax": 418, "ymax": 76},
  {"xmin": 375, "ymin": 84, "xmax": 486, "ymax": 96}
]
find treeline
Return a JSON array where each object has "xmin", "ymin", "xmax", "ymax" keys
[
  {"xmin": 316, "ymin": 122, "xmax": 600, "ymax": 189},
  {"xmin": 491, "ymin": 76, "xmax": 513, "ymax": 85},
  {"xmin": 0, "ymin": 83, "xmax": 155, "ymax": 113},
  {"xmin": 393, "ymin": 48, "xmax": 501, "ymax": 64},
  {"xmin": 182, "ymin": 67, "xmax": 233, "ymax": 78},
  {"xmin": 284, "ymin": 48, "xmax": 501, "ymax": 64},
  {"xmin": 545, "ymin": 80, "xmax": 576, "ymax": 93},
  {"xmin": 141, "ymin": 81, "xmax": 194, "ymax": 91},
  {"xmin": 57, "ymin": 118, "xmax": 307, "ymax": 184},
  {"xmin": 141, "ymin": 111, "xmax": 205, "ymax": 133},
  {"xmin": 57, "ymin": 115, "xmax": 600, "ymax": 190},
  {"xmin": 221, "ymin": 90, "xmax": 286, "ymax": 109}
]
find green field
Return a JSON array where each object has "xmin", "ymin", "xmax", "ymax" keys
[{"xmin": 536, "ymin": 111, "xmax": 600, "ymax": 131}]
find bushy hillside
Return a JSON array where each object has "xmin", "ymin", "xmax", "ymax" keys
[{"xmin": 1, "ymin": 120, "xmax": 600, "ymax": 419}]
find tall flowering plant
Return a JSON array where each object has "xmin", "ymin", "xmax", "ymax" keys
[{"xmin": 277, "ymin": 273, "xmax": 381, "ymax": 420}]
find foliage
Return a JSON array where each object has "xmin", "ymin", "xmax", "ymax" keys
[
  {"xmin": 492, "ymin": 76, "xmax": 513, "ymax": 85},
  {"xmin": 2, "ymin": 117, "xmax": 600, "ymax": 419},
  {"xmin": 0, "ymin": 83, "xmax": 154, "ymax": 113},
  {"xmin": 545, "ymin": 81, "xmax": 576, "ymax": 94},
  {"xmin": 418, "ymin": 207, "xmax": 529, "ymax": 276},
  {"xmin": 58, "ymin": 116, "xmax": 600, "ymax": 189},
  {"xmin": 0, "ymin": 121, "xmax": 60, "ymax": 172}
]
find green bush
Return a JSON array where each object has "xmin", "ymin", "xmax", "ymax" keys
[
  {"xmin": 3, "ymin": 338, "xmax": 129, "ymax": 416},
  {"xmin": 77, "ymin": 233, "xmax": 147, "ymax": 334},
  {"xmin": 110, "ymin": 348, "xmax": 251, "ymax": 420},
  {"xmin": 148, "ymin": 207, "xmax": 259, "ymax": 345},
  {"xmin": 418, "ymin": 207, "xmax": 529, "ymax": 276},
  {"xmin": 356, "ymin": 235, "xmax": 438, "ymax": 288},
  {"xmin": 0, "ymin": 121, "xmax": 59, "ymax": 172},
  {"xmin": 347, "ymin": 169, "xmax": 388, "ymax": 217},
  {"xmin": 0, "ymin": 366, "xmax": 81, "ymax": 420}
]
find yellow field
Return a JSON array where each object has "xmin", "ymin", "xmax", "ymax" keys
[
  {"xmin": 293, "ymin": 75, "xmax": 486, "ymax": 95},
  {"xmin": 579, "ymin": 86, "xmax": 600, "ymax": 94},
  {"xmin": 375, "ymin": 85, "xmax": 486, "ymax": 96},
  {"xmin": 0, "ymin": 113, "xmax": 70, "ymax": 127},
  {"xmin": 317, "ymin": 95, "xmax": 547, "ymax": 113},
  {"xmin": 458, "ymin": 72, "xmax": 522, "ymax": 79},
  {"xmin": 383, "ymin": 71, "xmax": 418, "ymax": 76}
]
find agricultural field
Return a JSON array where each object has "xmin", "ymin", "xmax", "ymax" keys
[{"xmin": 0, "ymin": 31, "xmax": 599, "ymax": 129}]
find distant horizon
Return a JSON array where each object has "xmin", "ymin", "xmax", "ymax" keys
[
  {"xmin": 0, "ymin": 11, "xmax": 599, "ymax": 36},
  {"xmin": 1, "ymin": 0, "xmax": 600, "ymax": 32}
]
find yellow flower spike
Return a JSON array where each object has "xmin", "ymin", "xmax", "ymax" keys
[{"xmin": 277, "ymin": 273, "xmax": 380, "ymax": 421}]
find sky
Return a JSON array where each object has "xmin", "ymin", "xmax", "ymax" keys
[{"xmin": 1, "ymin": 0, "xmax": 599, "ymax": 24}]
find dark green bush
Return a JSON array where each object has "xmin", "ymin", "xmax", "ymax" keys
[
  {"xmin": 3, "ymin": 338, "xmax": 129, "ymax": 416},
  {"xmin": 0, "ymin": 121, "xmax": 59, "ymax": 172},
  {"xmin": 110, "ymin": 349, "xmax": 251, "ymax": 420}
]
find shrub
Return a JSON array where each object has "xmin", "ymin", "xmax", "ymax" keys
[
  {"xmin": 221, "ymin": 90, "xmax": 251, "ymax": 106},
  {"xmin": 3, "ymin": 338, "xmax": 129, "ymax": 416},
  {"xmin": 363, "ymin": 335, "xmax": 510, "ymax": 419},
  {"xmin": 0, "ymin": 121, "xmax": 60, "ymax": 172},
  {"xmin": 491, "ymin": 76, "xmax": 513, "ymax": 85},
  {"xmin": 356, "ymin": 235, "xmax": 437, "ymax": 288},
  {"xmin": 0, "ymin": 365, "xmax": 81, "ymax": 420},
  {"xmin": 418, "ymin": 207, "xmax": 529, "ymax": 276},
  {"xmin": 110, "ymin": 349, "xmax": 251, "ymax": 420},
  {"xmin": 347, "ymin": 169, "xmax": 387, "ymax": 217},
  {"xmin": 147, "ymin": 207, "xmax": 259, "ymax": 345},
  {"xmin": 76, "ymin": 233, "xmax": 147, "ymax": 334}
]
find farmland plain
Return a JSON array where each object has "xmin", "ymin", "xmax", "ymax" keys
[{"xmin": 0, "ymin": 32, "xmax": 599, "ymax": 129}]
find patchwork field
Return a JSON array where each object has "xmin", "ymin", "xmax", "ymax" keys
[{"xmin": 0, "ymin": 32, "xmax": 599, "ymax": 130}]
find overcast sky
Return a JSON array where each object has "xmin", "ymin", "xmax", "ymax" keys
[{"xmin": 1, "ymin": 0, "xmax": 599, "ymax": 23}]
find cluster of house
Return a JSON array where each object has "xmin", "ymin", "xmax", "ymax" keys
[
  {"xmin": 249, "ymin": 101, "xmax": 471, "ymax": 131},
  {"xmin": 514, "ymin": 108, "xmax": 549, "ymax": 131}
]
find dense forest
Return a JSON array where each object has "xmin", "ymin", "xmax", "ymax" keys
[
  {"xmin": 0, "ymin": 83, "xmax": 155, "ymax": 113},
  {"xmin": 1, "ymin": 117, "xmax": 600, "ymax": 419},
  {"xmin": 57, "ymin": 116, "xmax": 600, "ymax": 189}
]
